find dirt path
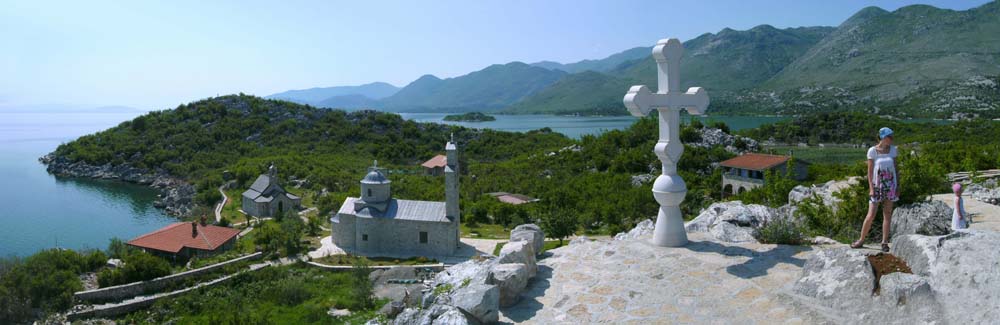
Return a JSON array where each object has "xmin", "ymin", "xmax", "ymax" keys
[
  {"xmin": 213, "ymin": 184, "xmax": 228, "ymax": 223},
  {"xmin": 930, "ymin": 193, "xmax": 1000, "ymax": 232}
]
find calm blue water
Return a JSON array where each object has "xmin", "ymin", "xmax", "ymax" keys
[
  {"xmin": 399, "ymin": 113, "xmax": 788, "ymax": 139},
  {"xmin": 0, "ymin": 112, "xmax": 176, "ymax": 257},
  {"xmin": 0, "ymin": 111, "xmax": 787, "ymax": 257}
]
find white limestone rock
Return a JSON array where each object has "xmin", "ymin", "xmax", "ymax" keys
[
  {"xmin": 892, "ymin": 230, "xmax": 1000, "ymax": 324},
  {"xmin": 967, "ymin": 183, "xmax": 1000, "ymax": 205},
  {"xmin": 448, "ymin": 284, "xmax": 499, "ymax": 324},
  {"xmin": 687, "ymin": 127, "xmax": 760, "ymax": 154},
  {"xmin": 433, "ymin": 259, "xmax": 496, "ymax": 289},
  {"xmin": 685, "ymin": 201, "xmax": 775, "ymax": 243},
  {"xmin": 509, "ymin": 224, "xmax": 544, "ymax": 255},
  {"xmin": 793, "ymin": 247, "xmax": 875, "ymax": 311},
  {"xmin": 497, "ymin": 241, "xmax": 536, "ymax": 279},
  {"xmin": 787, "ymin": 177, "xmax": 860, "ymax": 210},
  {"xmin": 569, "ymin": 236, "xmax": 590, "ymax": 245},
  {"xmin": 810, "ymin": 236, "xmax": 840, "ymax": 245},
  {"xmin": 490, "ymin": 263, "xmax": 529, "ymax": 307},
  {"xmin": 890, "ymin": 201, "xmax": 952, "ymax": 238},
  {"xmin": 614, "ymin": 219, "xmax": 653, "ymax": 241},
  {"xmin": 877, "ymin": 273, "xmax": 938, "ymax": 310},
  {"xmin": 393, "ymin": 304, "xmax": 476, "ymax": 325}
]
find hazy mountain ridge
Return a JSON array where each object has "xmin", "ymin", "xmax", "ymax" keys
[
  {"xmin": 268, "ymin": 2, "xmax": 1000, "ymax": 118},
  {"xmin": 265, "ymin": 82, "xmax": 399, "ymax": 106}
]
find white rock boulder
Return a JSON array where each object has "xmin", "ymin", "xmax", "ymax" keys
[{"xmin": 509, "ymin": 224, "xmax": 544, "ymax": 255}]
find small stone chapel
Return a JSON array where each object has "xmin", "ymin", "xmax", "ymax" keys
[
  {"xmin": 330, "ymin": 137, "xmax": 461, "ymax": 257},
  {"xmin": 241, "ymin": 163, "xmax": 302, "ymax": 218}
]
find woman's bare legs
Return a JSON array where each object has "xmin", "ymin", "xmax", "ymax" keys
[
  {"xmin": 855, "ymin": 202, "xmax": 879, "ymax": 246},
  {"xmin": 881, "ymin": 200, "xmax": 894, "ymax": 244}
]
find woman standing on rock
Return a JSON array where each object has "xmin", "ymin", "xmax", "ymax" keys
[{"xmin": 852, "ymin": 127, "xmax": 898, "ymax": 252}]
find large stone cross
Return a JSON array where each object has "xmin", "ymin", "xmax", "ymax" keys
[{"xmin": 623, "ymin": 38, "xmax": 709, "ymax": 247}]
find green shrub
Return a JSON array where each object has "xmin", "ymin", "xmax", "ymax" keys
[
  {"xmin": 754, "ymin": 218, "xmax": 806, "ymax": 245},
  {"xmin": 97, "ymin": 251, "xmax": 171, "ymax": 288}
]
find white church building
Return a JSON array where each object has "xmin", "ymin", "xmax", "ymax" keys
[{"xmin": 330, "ymin": 138, "xmax": 461, "ymax": 257}]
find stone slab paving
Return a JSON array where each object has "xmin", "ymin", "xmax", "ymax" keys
[
  {"xmin": 500, "ymin": 232, "xmax": 835, "ymax": 324},
  {"xmin": 931, "ymin": 193, "xmax": 1000, "ymax": 233},
  {"xmin": 307, "ymin": 236, "xmax": 504, "ymax": 264}
]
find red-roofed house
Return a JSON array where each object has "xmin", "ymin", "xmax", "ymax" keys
[
  {"xmin": 127, "ymin": 222, "xmax": 242, "ymax": 260},
  {"xmin": 719, "ymin": 153, "xmax": 808, "ymax": 196},
  {"xmin": 487, "ymin": 192, "xmax": 540, "ymax": 205},
  {"xmin": 421, "ymin": 154, "xmax": 448, "ymax": 176}
]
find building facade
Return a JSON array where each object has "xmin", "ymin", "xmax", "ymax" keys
[
  {"xmin": 720, "ymin": 153, "xmax": 808, "ymax": 196},
  {"xmin": 330, "ymin": 138, "xmax": 461, "ymax": 257},
  {"xmin": 241, "ymin": 163, "xmax": 301, "ymax": 218},
  {"xmin": 127, "ymin": 221, "xmax": 241, "ymax": 261}
]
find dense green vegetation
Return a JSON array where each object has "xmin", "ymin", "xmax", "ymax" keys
[
  {"xmin": 97, "ymin": 251, "xmax": 171, "ymax": 288},
  {"xmin": 442, "ymin": 112, "xmax": 496, "ymax": 122},
  {"xmin": 0, "ymin": 249, "xmax": 106, "ymax": 322},
  {"xmin": 120, "ymin": 265, "xmax": 381, "ymax": 324}
]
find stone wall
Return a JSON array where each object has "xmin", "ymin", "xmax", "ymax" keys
[
  {"xmin": 306, "ymin": 261, "xmax": 445, "ymax": 272},
  {"xmin": 337, "ymin": 215, "xmax": 458, "ymax": 258},
  {"xmin": 73, "ymin": 252, "xmax": 262, "ymax": 303},
  {"xmin": 67, "ymin": 265, "xmax": 257, "ymax": 321}
]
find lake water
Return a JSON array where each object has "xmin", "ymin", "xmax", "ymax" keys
[
  {"xmin": 400, "ymin": 113, "xmax": 788, "ymax": 139},
  {"xmin": 0, "ymin": 112, "xmax": 176, "ymax": 257},
  {"xmin": 0, "ymin": 111, "xmax": 787, "ymax": 257}
]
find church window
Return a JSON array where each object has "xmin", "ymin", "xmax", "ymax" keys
[
  {"xmin": 419, "ymin": 231, "xmax": 428, "ymax": 244},
  {"xmin": 368, "ymin": 189, "xmax": 373, "ymax": 197},
  {"xmin": 362, "ymin": 234, "xmax": 368, "ymax": 241}
]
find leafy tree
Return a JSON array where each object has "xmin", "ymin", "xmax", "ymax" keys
[
  {"xmin": 97, "ymin": 251, "xmax": 171, "ymax": 287},
  {"xmin": 350, "ymin": 258, "xmax": 374, "ymax": 309},
  {"xmin": 539, "ymin": 210, "xmax": 578, "ymax": 245}
]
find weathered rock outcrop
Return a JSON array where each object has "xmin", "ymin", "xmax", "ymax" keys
[
  {"xmin": 685, "ymin": 201, "xmax": 776, "ymax": 243},
  {"xmin": 793, "ymin": 247, "xmax": 876, "ymax": 310},
  {"xmin": 509, "ymin": 224, "xmax": 544, "ymax": 256},
  {"xmin": 890, "ymin": 201, "xmax": 952, "ymax": 238},
  {"xmin": 490, "ymin": 263, "xmax": 529, "ymax": 307},
  {"xmin": 613, "ymin": 219, "xmax": 653, "ymax": 241},
  {"xmin": 398, "ymin": 223, "xmax": 546, "ymax": 324},
  {"xmin": 787, "ymin": 177, "xmax": 861, "ymax": 209},
  {"xmin": 967, "ymin": 183, "xmax": 1000, "ymax": 205},
  {"xmin": 891, "ymin": 230, "xmax": 1000, "ymax": 324},
  {"xmin": 794, "ymin": 230, "xmax": 1000, "ymax": 324},
  {"xmin": 497, "ymin": 241, "xmax": 536, "ymax": 279},
  {"xmin": 39, "ymin": 154, "xmax": 194, "ymax": 216},
  {"xmin": 688, "ymin": 127, "xmax": 760, "ymax": 154}
]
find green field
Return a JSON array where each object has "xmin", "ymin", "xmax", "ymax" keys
[{"xmin": 765, "ymin": 146, "xmax": 866, "ymax": 165}]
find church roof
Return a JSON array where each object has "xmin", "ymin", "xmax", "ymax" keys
[
  {"xmin": 338, "ymin": 197, "xmax": 449, "ymax": 223},
  {"xmin": 127, "ymin": 222, "xmax": 240, "ymax": 254},
  {"xmin": 242, "ymin": 174, "xmax": 298, "ymax": 201},
  {"xmin": 421, "ymin": 155, "xmax": 448, "ymax": 169},
  {"xmin": 361, "ymin": 169, "xmax": 390, "ymax": 184}
]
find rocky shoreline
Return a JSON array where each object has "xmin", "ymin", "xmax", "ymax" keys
[{"xmin": 39, "ymin": 154, "xmax": 195, "ymax": 217}]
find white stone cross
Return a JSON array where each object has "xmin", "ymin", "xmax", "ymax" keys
[{"xmin": 623, "ymin": 38, "xmax": 709, "ymax": 247}]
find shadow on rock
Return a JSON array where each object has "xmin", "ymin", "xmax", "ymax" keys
[
  {"xmin": 686, "ymin": 240, "xmax": 811, "ymax": 279},
  {"xmin": 499, "ymin": 264, "xmax": 554, "ymax": 323}
]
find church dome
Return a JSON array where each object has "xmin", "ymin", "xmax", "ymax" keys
[{"xmin": 361, "ymin": 169, "xmax": 390, "ymax": 184}]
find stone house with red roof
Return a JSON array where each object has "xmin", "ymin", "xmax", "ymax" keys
[
  {"xmin": 720, "ymin": 153, "xmax": 808, "ymax": 197},
  {"xmin": 421, "ymin": 154, "xmax": 447, "ymax": 176},
  {"xmin": 127, "ymin": 221, "xmax": 241, "ymax": 261}
]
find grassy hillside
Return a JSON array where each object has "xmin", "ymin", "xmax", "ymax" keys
[
  {"xmin": 379, "ymin": 62, "xmax": 567, "ymax": 113},
  {"xmin": 503, "ymin": 71, "xmax": 638, "ymax": 115},
  {"xmin": 530, "ymin": 46, "xmax": 650, "ymax": 73}
]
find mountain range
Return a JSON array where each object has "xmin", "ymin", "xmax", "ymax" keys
[{"xmin": 268, "ymin": 2, "xmax": 1000, "ymax": 118}]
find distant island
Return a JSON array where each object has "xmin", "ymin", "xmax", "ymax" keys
[{"xmin": 443, "ymin": 112, "xmax": 496, "ymax": 122}]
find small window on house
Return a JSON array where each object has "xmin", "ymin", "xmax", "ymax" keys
[
  {"xmin": 362, "ymin": 234, "xmax": 368, "ymax": 241},
  {"xmin": 419, "ymin": 231, "xmax": 428, "ymax": 244},
  {"xmin": 367, "ymin": 189, "xmax": 373, "ymax": 197}
]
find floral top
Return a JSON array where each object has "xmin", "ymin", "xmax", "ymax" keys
[{"xmin": 867, "ymin": 145, "xmax": 898, "ymax": 202}]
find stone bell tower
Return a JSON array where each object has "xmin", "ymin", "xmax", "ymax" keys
[{"xmin": 445, "ymin": 134, "xmax": 460, "ymax": 236}]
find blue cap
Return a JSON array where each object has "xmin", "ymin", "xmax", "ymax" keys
[{"xmin": 879, "ymin": 127, "xmax": 894, "ymax": 139}]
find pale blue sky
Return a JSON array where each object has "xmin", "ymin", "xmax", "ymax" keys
[{"xmin": 0, "ymin": 0, "xmax": 990, "ymax": 110}]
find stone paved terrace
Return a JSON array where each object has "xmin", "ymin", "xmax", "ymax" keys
[
  {"xmin": 500, "ymin": 232, "xmax": 835, "ymax": 324},
  {"xmin": 931, "ymin": 193, "xmax": 1000, "ymax": 232}
]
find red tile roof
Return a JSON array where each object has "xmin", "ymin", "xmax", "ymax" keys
[
  {"xmin": 720, "ymin": 153, "xmax": 790, "ymax": 171},
  {"xmin": 421, "ymin": 154, "xmax": 448, "ymax": 168},
  {"xmin": 127, "ymin": 222, "xmax": 241, "ymax": 254}
]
